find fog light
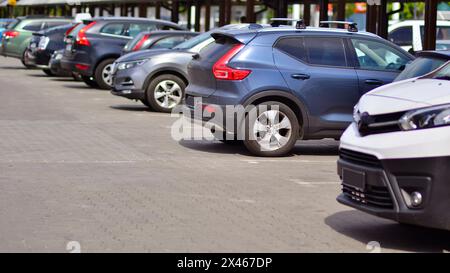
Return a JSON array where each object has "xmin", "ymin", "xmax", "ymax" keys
[{"xmin": 411, "ymin": 192, "xmax": 423, "ymax": 207}]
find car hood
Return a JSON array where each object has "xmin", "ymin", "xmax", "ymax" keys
[
  {"xmin": 359, "ymin": 78, "xmax": 450, "ymax": 115},
  {"xmin": 115, "ymin": 48, "xmax": 189, "ymax": 63}
]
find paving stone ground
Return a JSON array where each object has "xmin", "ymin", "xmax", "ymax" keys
[{"xmin": 0, "ymin": 58, "xmax": 449, "ymax": 253}]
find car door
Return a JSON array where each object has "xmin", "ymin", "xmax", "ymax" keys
[
  {"xmin": 274, "ymin": 35, "xmax": 360, "ymax": 129},
  {"xmin": 348, "ymin": 37, "xmax": 412, "ymax": 95}
]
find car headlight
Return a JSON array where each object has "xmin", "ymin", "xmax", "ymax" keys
[
  {"xmin": 117, "ymin": 59, "xmax": 149, "ymax": 71},
  {"xmin": 353, "ymin": 103, "xmax": 360, "ymax": 123},
  {"xmin": 399, "ymin": 104, "xmax": 450, "ymax": 131}
]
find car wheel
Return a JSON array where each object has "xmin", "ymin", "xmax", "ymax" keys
[
  {"xmin": 140, "ymin": 99, "xmax": 151, "ymax": 108},
  {"xmin": 243, "ymin": 101, "xmax": 299, "ymax": 157},
  {"xmin": 146, "ymin": 74, "xmax": 185, "ymax": 113},
  {"xmin": 21, "ymin": 51, "xmax": 34, "ymax": 69},
  {"xmin": 43, "ymin": 69, "xmax": 54, "ymax": 76},
  {"xmin": 81, "ymin": 76, "xmax": 99, "ymax": 88},
  {"xmin": 94, "ymin": 58, "xmax": 115, "ymax": 90}
]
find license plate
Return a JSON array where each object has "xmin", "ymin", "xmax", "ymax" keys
[
  {"xmin": 342, "ymin": 168, "xmax": 366, "ymax": 191},
  {"xmin": 65, "ymin": 43, "xmax": 72, "ymax": 51}
]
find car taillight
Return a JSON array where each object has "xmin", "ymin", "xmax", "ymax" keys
[
  {"xmin": 212, "ymin": 44, "xmax": 251, "ymax": 81},
  {"xmin": 65, "ymin": 23, "xmax": 80, "ymax": 36},
  {"xmin": 76, "ymin": 21, "xmax": 96, "ymax": 47},
  {"xmin": 132, "ymin": 34, "xmax": 151, "ymax": 51},
  {"xmin": 4, "ymin": 30, "xmax": 19, "ymax": 39}
]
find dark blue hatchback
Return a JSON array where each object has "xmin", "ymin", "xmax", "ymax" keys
[{"xmin": 185, "ymin": 23, "xmax": 414, "ymax": 157}]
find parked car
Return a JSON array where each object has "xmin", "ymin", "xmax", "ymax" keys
[
  {"xmin": 60, "ymin": 17, "xmax": 184, "ymax": 90},
  {"xmin": 0, "ymin": 18, "xmax": 16, "ymax": 44},
  {"xmin": 122, "ymin": 30, "xmax": 198, "ymax": 55},
  {"xmin": 185, "ymin": 22, "xmax": 414, "ymax": 156},
  {"xmin": 1, "ymin": 16, "xmax": 72, "ymax": 68},
  {"xmin": 388, "ymin": 20, "xmax": 450, "ymax": 52},
  {"xmin": 48, "ymin": 49, "xmax": 74, "ymax": 77},
  {"xmin": 25, "ymin": 23, "xmax": 78, "ymax": 76},
  {"xmin": 337, "ymin": 61, "xmax": 450, "ymax": 230},
  {"xmin": 111, "ymin": 24, "xmax": 264, "ymax": 112},
  {"xmin": 395, "ymin": 50, "xmax": 450, "ymax": 81}
]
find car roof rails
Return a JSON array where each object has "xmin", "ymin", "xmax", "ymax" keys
[
  {"xmin": 270, "ymin": 18, "xmax": 306, "ymax": 29},
  {"xmin": 319, "ymin": 21, "xmax": 358, "ymax": 32}
]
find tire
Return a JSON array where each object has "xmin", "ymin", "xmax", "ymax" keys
[
  {"xmin": 146, "ymin": 74, "xmax": 185, "ymax": 113},
  {"xmin": 94, "ymin": 58, "xmax": 115, "ymax": 90},
  {"xmin": 140, "ymin": 99, "xmax": 151, "ymax": 108},
  {"xmin": 21, "ymin": 51, "xmax": 34, "ymax": 69},
  {"xmin": 81, "ymin": 75, "xmax": 99, "ymax": 88},
  {"xmin": 43, "ymin": 69, "xmax": 54, "ymax": 76},
  {"xmin": 243, "ymin": 101, "xmax": 299, "ymax": 157}
]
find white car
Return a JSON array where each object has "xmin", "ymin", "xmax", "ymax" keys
[
  {"xmin": 337, "ymin": 61, "xmax": 450, "ymax": 230},
  {"xmin": 388, "ymin": 20, "xmax": 450, "ymax": 52}
]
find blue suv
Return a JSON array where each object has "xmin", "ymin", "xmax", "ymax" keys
[{"xmin": 185, "ymin": 22, "xmax": 414, "ymax": 157}]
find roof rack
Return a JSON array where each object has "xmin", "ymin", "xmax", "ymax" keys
[
  {"xmin": 319, "ymin": 21, "xmax": 358, "ymax": 32},
  {"xmin": 270, "ymin": 18, "xmax": 306, "ymax": 29}
]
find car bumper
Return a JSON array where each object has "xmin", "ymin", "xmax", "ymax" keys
[
  {"xmin": 26, "ymin": 49, "xmax": 51, "ymax": 68},
  {"xmin": 337, "ymin": 126, "xmax": 450, "ymax": 230},
  {"xmin": 110, "ymin": 67, "xmax": 150, "ymax": 100}
]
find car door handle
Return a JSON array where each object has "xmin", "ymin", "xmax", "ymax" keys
[
  {"xmin": 365, "ymin": 79, "xmax": 383, "ymax": 86},
  {"xmin": 291, "ymin": 74, "xmax": 310, "ymax": 80}
]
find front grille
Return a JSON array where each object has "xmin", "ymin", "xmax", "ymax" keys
[
  {"xmin": 358, "ymin": 111, "xmax": 405, "ymax": 136},
  {"xmin": 339, "ymin": 149, "xmax": 382, "ymax": 168},
  {"xmin": 343, "ymin": 184, "xmax": 394, "ymax": 209}
]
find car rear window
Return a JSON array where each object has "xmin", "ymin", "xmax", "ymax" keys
[
  {"xmin": 22, "ymin": 21, "xmax": 43, "ymax": 31},
  {"xmin": 304, "ymin": 37, "xmax": 347, "ymax": 67},
  {"xmin": 198, "ymin": 36, "xmax": 236, "ymax": 63},
  {"xmin": 275, "ymin": 37, "xmax": 307, "ymax": 62},
  {"xmin": 395, "ymin": 57, "xmax": 448, "ymax": 81}
]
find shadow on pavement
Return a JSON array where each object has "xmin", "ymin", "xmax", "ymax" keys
[
  {"xmin": 179, "ymin": 139, "xmax": 251, "ymax": 155},
  {"xmin": 50, "ymin": 78, "xmax": 75, "ymax": 82},
  {"xmin": 62, "ymin": 84, "xmax": 99, "ymax": 90},
  {"xmin": 0, "ymin": 66, "xmax": 30, "ymax": 70},
  {"xmin": 178, "ymin": 139, "xmax": 339, "ymax": 157},
  {"xmin": 325, "ymin": 210, "xmax": 450, "ymax": 252},
  {"xmin": 110, "ymin": 104, "xmax": 153, "ymax": 112}
]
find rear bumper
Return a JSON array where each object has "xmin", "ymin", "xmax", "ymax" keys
[
  {"xmin": 337, "ymin": 151, "xmax": 450, "ymax": 231},
  {"xmin": 26, "ymin": 49, "xmax": 51, "ymax": 68}
]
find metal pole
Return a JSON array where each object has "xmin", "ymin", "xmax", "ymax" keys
[
  {"xmin": 377, "ymin": 0, "xmax": 388, "ymax": 39},
  {"xmin": 204, "ymin": 0, "xmax": 211, "ymax": 31},
  {"xmin": 319, "ymin": 0, "xmax": 329, "ymax": 22},
  {"xmin": 246, "ymin": 0, "xmax": 256, "ymax": 23},
  {"xmin": 303, "ymin": 0, "xmax": 311, "ymax": 26},
  {"xmin": 171, "ymin": 0, "xmax": 179, "ymax": 23},
  {"xmin": 424, "ymin": 0, "xmax": 438, "ymax": 50},
  {"xmin": 336, "ymin": 0, "xmax": 346, "ymax": 22},
  {"xmin": 195, "ymin": 0, "xmax": 201, "ymax": 31}
]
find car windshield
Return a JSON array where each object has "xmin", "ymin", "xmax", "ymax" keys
[
  {"xmin": 395, "ymin": 57, "xmax": 448, "ymax": 81},
  {"xmin": 426, "ymin": 61, "xmax": 450, "ymax": 81},
  {"xmin": 173, "ymin": 32, "xmax": 211, "ymax": 50}
]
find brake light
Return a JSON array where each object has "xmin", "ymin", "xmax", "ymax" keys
[
  {"xmin": 212, "ymin": 44, "xmax": 251, "ymax": 81},
  {"xmin": 75, "ymin": 64, "xmax": 90, "ymax": 70},
  {"xmin": 76, "ymin": 21, "xmax": 96, "ymax": 46},
  {"xmin": 132, "ymin": 34, "xmax": 151, "ymax": 51},
  {"xmin": 3, "ymin": 30, "xmax": 19, "ymax": 39},
  {"xmin": 65, "ymin": 23, "xmax": 80, "ymax": 36}
]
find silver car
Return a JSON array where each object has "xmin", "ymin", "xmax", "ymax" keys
[{"xmin": 111, "ymin": 24, "xmax": 267, "ymax": 112}]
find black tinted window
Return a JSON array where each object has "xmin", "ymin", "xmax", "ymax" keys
[
  {"xmin": 101, "ymin": 23, "xmax": 126, "ymax": 36},
  {"xmin": 395, "ymin": 57, "xmax": 447, "ymax": 81},
  {"xmin": 44, "ymin": 21, "xmax": 69, "ymax": 29},
  {"xmin": 128, "ymin": 23, "xmax": 157, "ymax": 37},
  {"xmin": 275, "ymin": 37, "xmax": 307, "ymax": 62},
  {"xmin": 305, "ymin": 37, "xmax": 347, "ymax": 67},
  {"xmin": 388, "ymin": 26, "xmax": 413, "ymax": 46},
  {"xmin": 22, "ymin": 21, "xmax": 42, "ymax": 31},
  {"xmin": 151, "ymin": 36, "xmax": 187, "ymax": 49}
]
